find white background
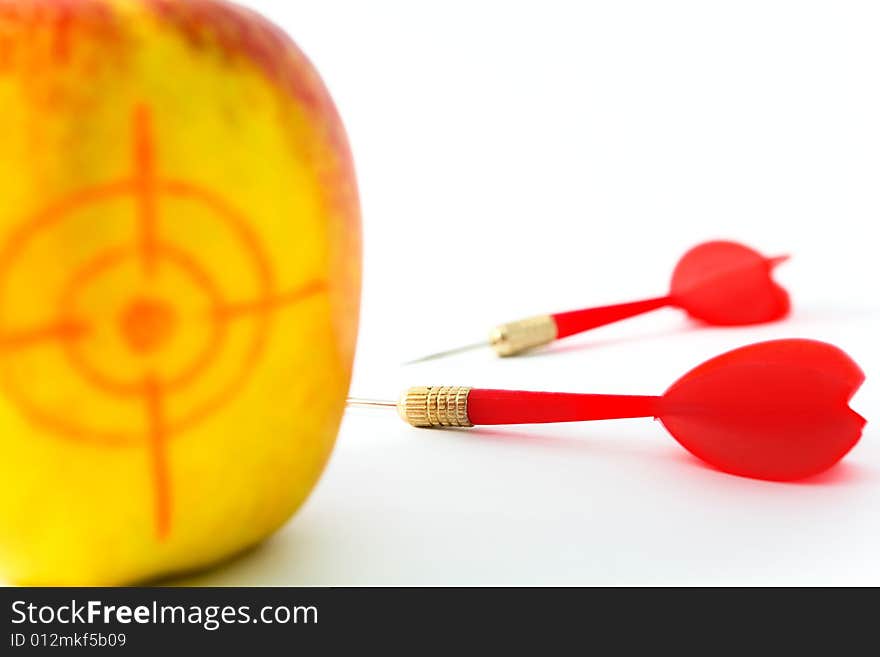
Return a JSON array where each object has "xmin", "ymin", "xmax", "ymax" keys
[{"xmin": 176, "ymin": 0, "xmax": 880, "ymax": 585}]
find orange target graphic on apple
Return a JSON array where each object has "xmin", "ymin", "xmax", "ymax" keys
[{"xmin": 0, "ymin": 105, "xmax": 325, "ymax": 539}]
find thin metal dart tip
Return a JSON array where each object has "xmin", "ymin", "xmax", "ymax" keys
[
  {"xmin": 401, "ymin": 340, "xmax": 488, "ymax": 365},
  {"xmin": 346, "ymin": 397, "xmax": 398, "ymax": 409}
]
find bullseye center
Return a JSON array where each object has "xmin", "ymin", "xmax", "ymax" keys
[{"xmin": 118, "ymin": 296, "xmax": 177, "ymax": 354}]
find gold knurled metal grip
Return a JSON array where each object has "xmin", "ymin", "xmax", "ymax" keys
[
  {"xmin": 489, "ymin": 314, "xmax": 558, "ymax": 356},
  {"xmin": 397, "ymin": 386, "xmax": 473, "ymax": 428}
]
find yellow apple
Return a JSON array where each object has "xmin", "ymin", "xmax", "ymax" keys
[{"xmin": 0, "ymin": 0, "xmax": 360, "ymax": 584}]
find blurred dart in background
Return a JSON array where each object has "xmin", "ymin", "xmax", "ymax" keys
[{"xmin": 407, "ymin": 240, "xmax": 790, "ymax": 363}]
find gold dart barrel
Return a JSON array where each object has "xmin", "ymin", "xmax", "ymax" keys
[
  {"xmin": 489, "ymin": 314, "xmax": 558, "ymax": 356},
  {"xmin": 397, "ymin": 386, "xmax": 473, "ymax": 428}
]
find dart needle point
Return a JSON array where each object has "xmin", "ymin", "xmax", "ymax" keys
[
  {"xmin": 402, "ymin": 341, "xmax": 487, "ymax": 365},
  {"xmin": 346, "ymin": 397, "xmax": 398, "ymax": 409}
]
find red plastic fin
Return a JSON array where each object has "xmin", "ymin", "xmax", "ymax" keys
[
  {"xmin": 669, "ymin": 240, "xmax": 790, "ymax": 326},
  {"xmin": 659, "ymin": 339, "xmax": 865, "ymax": 480}
]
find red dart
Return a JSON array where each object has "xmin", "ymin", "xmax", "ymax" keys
[
  {"xmin": 407, "ymin": 240, "xmax": 790, "ymax": 362},
  {"xmin": 351, "ymin": 339, "xmax": 865, "ymax": 481}
]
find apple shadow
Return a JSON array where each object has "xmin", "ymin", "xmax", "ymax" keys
[{"xmin": 156, "ymin": 524, "xmax": 326, "ymax": 587}]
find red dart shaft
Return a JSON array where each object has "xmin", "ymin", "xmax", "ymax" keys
[
  {"xmin": 467, "ymin": 389, "xmax": 660, "ymax": 424},
  {"xmin": 551, "ymin": 295, "xmax": 671, "ymax": 339}
]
